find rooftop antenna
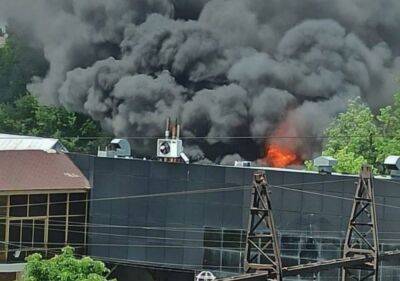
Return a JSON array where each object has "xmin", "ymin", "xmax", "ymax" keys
[{"xmin": 165, "ymin": 117, "xmax": 171, "ymax": 139}]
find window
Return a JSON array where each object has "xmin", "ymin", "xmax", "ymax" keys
[
  {"xmin": 7, "ymin": 219, "xmax": 46, "ymax": 262},
  {"xmin": 69, "ymin": 193, "xmax": 86, "ymax": 216},
  {"xmin": 48, "ymin": 217, "xmax": 66, "ymax": 248},
  {"xmin": 29, "ymin": 194, "xmax": 47, "ymax": 217},
  {"xmin": 33, "ymin": 220, "xmax": 45, "ymax": 248},
  {"xmin": 68, "ymin": 216, "xmax": 85, "ymax": 244},
  {"xmin": 10, "ymin": 195, "xmax": 28, "ymax": 217},
  {"xmin": 0, "ymin": 219, "xmax": 6, "ymax": 261},
  {"xmin": 4, "ymin": 192, "xmax": 88, "ymax": 261},
  {"xmin": 222, "ymin": 230, "xmax": 243, "ymax": 251},
  {"xmin": 204, "ymin": 227, "xmax": 222, "ymax": 248},
  {"xmin": 300, "ymin": 237, "xmax": 318, "ymax": 263},
  {"xmin": 50, "ymin": 194, "xmax": 67, "ymax": 216},
  {"xmin": 0, "ymin": 196, "xmax": 7, "ymax": 218},
  {"xmin": 203, "ymin": 227, "xmax": 245, "ymax": 273}
]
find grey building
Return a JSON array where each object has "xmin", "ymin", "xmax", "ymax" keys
[{"xmin": 69, "ymin": 154, "xmax": 400, "ymax": 281}]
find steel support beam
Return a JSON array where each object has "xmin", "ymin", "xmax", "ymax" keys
[
  {"xmin": 244, "ymin": 172, "xmax": 282, "ymax": 281},
  {"xmin": 216, "ymin": 166, "xmax": 400, "ymax": 281},
  {"xmin": 341, "ymin": 165, "xmax": 379, "ymax": 281}
]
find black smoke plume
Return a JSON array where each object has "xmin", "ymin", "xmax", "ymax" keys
[{"xmin": 1, "ymin": 0, "xmax": 399, "ymax": 163}]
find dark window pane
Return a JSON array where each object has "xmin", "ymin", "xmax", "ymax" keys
[
  {"xmin": 203, "ymin": 248, "xmax": 221, "ymax": 270},
  {"xmin": 48, "ymin": 217, "xmax": 66, "ymax": 248},
  {"xmin": 222, "ymin": 250, "xmax": 241, "ymax": 273},
  {"xmin": 0, "ymin": 196, "xmax": 7, "ymax": 218},
  {"xmin": 68, "ymin": 216, "xmax": 85, "ymax": 244},
  {"xmin": 0, "ymin": 219, "xmax": 5, "ymax": 262},
  {"xmin": 22, "ymin": 220, "xmax": 33, "ymax": 247},
  {"xmin": 33, "ymin": 220, "xmax": 45, "ymax": 248},
  {"xmin": 0, "ymin": 219, "xmax": 5, "ymax": 241},
  {"xmin": 29, "ymin": 195, "xmax": 47, "ymax": 217},
  {"xmin": 8, "ymin": 220, "xmax": 21, "ymax": 262},
  {"xmin": 69, "ymin": 193, "xmax": 86, "ymax": 216},
  {"xmin": 50, "ymin": 194, "xmax": 67, "ymax": 216},
  {"xmin": 9, "ymin": 221, "xmax": 21, "ymax": 249},
  {"xmin": 281, "ymin": 235, "xmax": 300, "ymax": 256},
  {"xmin": 223, "ymin": 230, "xmax": 242, "ymax": 250},
  {"xmin": 204, "ymin": 227, "xmax": 221, "ymax": 248},
  {"xmin": 300, "ymin": 237, "xmax": 318, "ymax": 263},
  {"xmin": 10, "ymin": 195, "xmax": 28, "ymax": 217}
]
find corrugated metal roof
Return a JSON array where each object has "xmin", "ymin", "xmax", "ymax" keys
[
  {"xmin": 0, "ymin": 150, "xmax": 90, "ymax": 192},
  {"xmin": 0, "ymin": 134, "xmax": 68, "ymax": 152}
]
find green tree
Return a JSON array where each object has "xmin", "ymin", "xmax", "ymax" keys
[
  {"xmin": 24, "ymin": 247, "xmax": 116, "ymax": 281},
  {"xmin": 0, "ymin": 94, "xmax": 110, "ymax": 153},
  {"xmin": 315, "ymin": 93, "xmax": 400, "ymax": 174},
  {"xmin": 375, "ymin": 92, "xmax": 400, "ymax": 163},
  {"xmin": 322, "ymin": 98, "xmax": 379, "ymax": 172}
]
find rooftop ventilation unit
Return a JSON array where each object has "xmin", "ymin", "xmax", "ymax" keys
[
  {"xmin": 157, "ymin": 139, "xmax": 183, "ymax": 158},
  {"xmin": 384, "ymin": 156, "xmax": 400, "ymax": 177},
  {"xmin": 313, "ymin": 156, "xmax": 337, "ymax": 174},
  {"xmin": 157, "ymin": 118, "xmax": 189, "ymax": 163},
  {"xmin": 234, "ymin": 161, "xmax": 252, "ymax": 167},
  {"xmin": 97, "ymin": 139, "xmax": 132, "ymax": 159}
]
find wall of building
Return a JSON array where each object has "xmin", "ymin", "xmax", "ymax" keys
[
  {"xmin": 0, "ymin": 192, "xmax": 88, "ymax": 264},
  {"xmin": 69, "ymin": 153, "xmax": 400, "ymax": 280}
]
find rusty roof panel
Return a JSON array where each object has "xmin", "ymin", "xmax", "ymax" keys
[{"xmin": 0, "ymin": 150, "xmax": 90, "ymax": 192}]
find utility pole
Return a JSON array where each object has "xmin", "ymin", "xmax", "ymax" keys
[
  {"xmin": 244, "ymin": 172, "xmax": 282, "ymax": 281},
  {"xmin": 342, "ymin": 165, "xmax": 379, "ymax": 281}
]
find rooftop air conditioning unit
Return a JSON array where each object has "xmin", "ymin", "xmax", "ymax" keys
[
  {"xmin": 97, "ymin": 139, "xmax": 132, "ymax": 159},
  {"xmin": 313, "ymin": 156, "xmax": 337, "ymax": 174},
  {"xmin": 234, "ymin": 161, "xmax": 252, "ymax": 167},
  {"xmin": 157, "ymin": 139, "xmax": 183, "ymax": 158},
  {"xmin": 384, "ymin": 156, "xmax": 400, "ymax": 177}
]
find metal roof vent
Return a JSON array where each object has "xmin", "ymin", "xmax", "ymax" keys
[
  {"xmin": 97, "ymin": 139, "xmax": 132, "ymax": 159},
  {"xmin": 313, "ymin": 156, "xmax": 337, "ymax": 174},
  {"xmin": 384, "ymin": 156, "xmax": 400, "ymax": 178},
  {"xmin": 234, "ymin": 161, "xmax": 252, "ymax": 167}
]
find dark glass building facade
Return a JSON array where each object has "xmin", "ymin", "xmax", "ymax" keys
[{"xmin": 70, "ymin": 154, "xmax": 400, "ymax": 280}]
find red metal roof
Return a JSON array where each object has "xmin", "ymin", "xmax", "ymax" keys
[{"xmin": 0, "ymin": 150, "xmax": 90, "ymax": 192}]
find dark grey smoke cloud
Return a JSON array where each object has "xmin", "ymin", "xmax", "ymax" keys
[{"xmin": 1, "ymin": 0, "xmax": 399, "ymax": 162}]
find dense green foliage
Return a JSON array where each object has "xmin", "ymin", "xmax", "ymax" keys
[
  {"xmin": 0, "ymin": 94, "xmax": 110, "ymax": 153},
  {"xmin": 24, "ymin": 247, "xmax": 116, "ymax": 281},
  {"xmin": 316, "ymin": 93, "xmax": 400, "ymax": 174},
  {"xmin": 0, "ymin": 30, "xmax": 110, "ymax": 153}
]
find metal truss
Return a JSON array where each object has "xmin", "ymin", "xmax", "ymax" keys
[
  {"xmin": 244, "ymin": 172, "xmax": 282, "ymax": 281},
  {"xmin": 217, "ymin": 166, "xmax": 400, "ymax": 281},
  {"xmin": 341, "ymin": 165, "xmax": 379, "ymax": 281}
]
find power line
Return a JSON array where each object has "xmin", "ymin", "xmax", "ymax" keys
[
  {"xmin": 2, "ymin": 178, "xmax": 355, "ymax": 210},
  {"xmin": 3, "ymin": 184, "xmax": 252, "ymax": 210},
  {"xmin": 1, "ymin": 240, "xmax": 242, "ymax": 272},
  {"xmin": 13, "ymin": 217, "xmax": 400, "ymax": 244},
  {"xmin": 270, "ymin": 183, "xmax": 400, "ymax": 210},
  {"xmin": 16, "ymin": 220, "xmax": 400, "ymax": 247},
  {"xmin": 0, "ymin": 135, "xmax": 399, "ymax": 140}
]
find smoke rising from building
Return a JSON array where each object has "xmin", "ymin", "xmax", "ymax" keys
[{"xmin": 1, "ymin": 0, "xmax": 400, "ymax": 163}]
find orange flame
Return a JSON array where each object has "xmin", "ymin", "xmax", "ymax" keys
[
  {"xmin": 263, "ymin": 119, "xmax": 303, "ymax": 168},
  {"xmin": 265, "ymin": 144, "xmax": 300, "ymax": 168}
]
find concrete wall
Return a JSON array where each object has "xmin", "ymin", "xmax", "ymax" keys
[{"xmin": 69, "ymin": 153, "xmax": 400, "ymax": 280}]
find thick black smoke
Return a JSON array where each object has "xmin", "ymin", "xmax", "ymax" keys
[{"xmin": 1, "ymin": 0, "xmax": 399, "ymax": 163}]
